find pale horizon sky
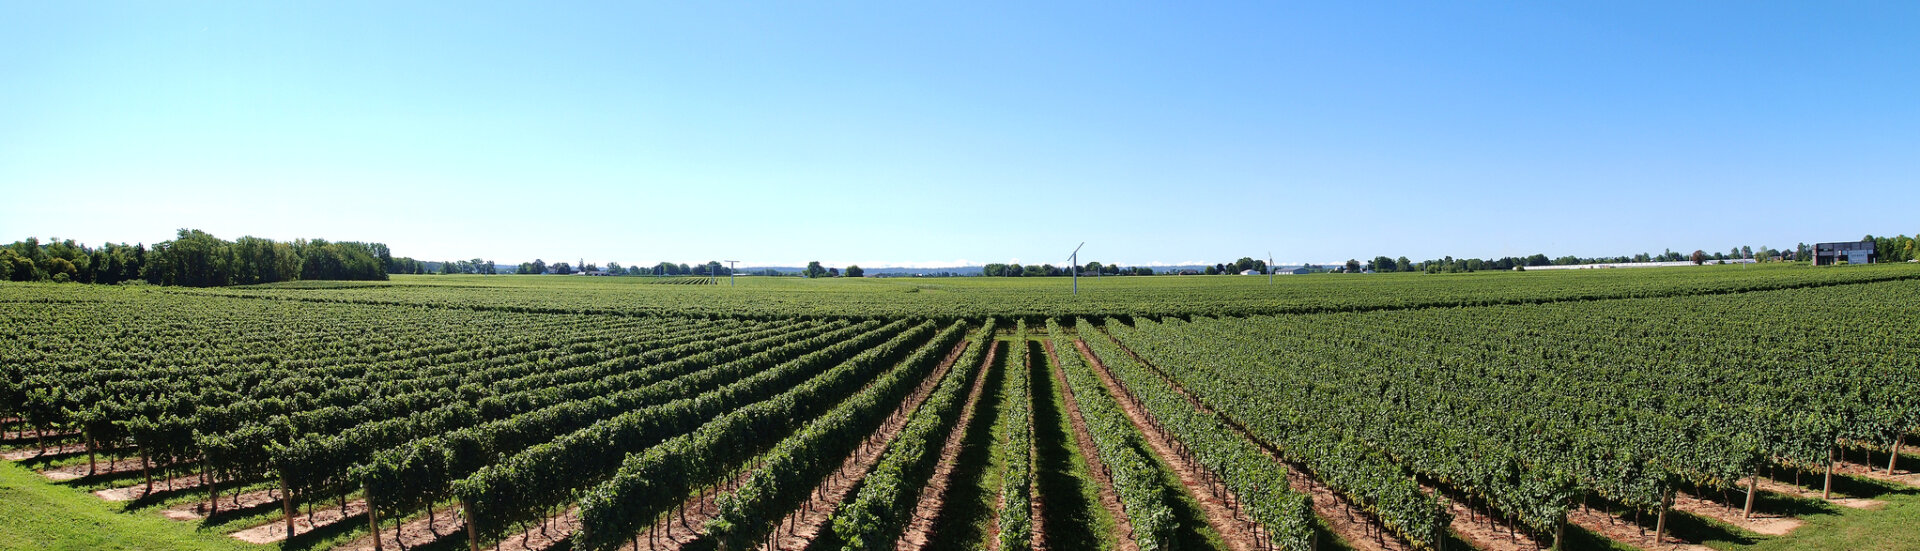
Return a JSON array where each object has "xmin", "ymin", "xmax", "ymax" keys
[{"xmin": 3, "ymin": 2, "xmax": 1916, "ymax": 268}]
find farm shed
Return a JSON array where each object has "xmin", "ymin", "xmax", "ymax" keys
[{"xmin": 1812, "ymin": 241, "xmax": 1877, "ymax": 266}]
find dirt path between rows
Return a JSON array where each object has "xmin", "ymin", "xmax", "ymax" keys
[
  {"xmin": 1566, "ymin": 502, "xmax": 1710, "ymax": 551},
  {"xmin": 1022, "ymin": 342, "xmax": 1046, "ymax": 551},
  {"xmin": 602, "ymin": 339, "xmax": 970, "ymax": 551},
  {"xmin": 1, "ymin": 428, "xmax": 79, "ymax": 444},
  {"xmin": 162, "ymin": 486, "xmax": 282, "ymax": 521},
  {"xmin": 1074, "ymin": 339, "xmax": 1261, "ymax": 551},
  {"xmin": 616, "ymin": 468, "xmax": 757, "ymax": 551},
  {"xmin": 1670, "ymin": 490, "xmax": 1803, "ymax": 536},
  {"xmin": 40, "ymin": 456, "xmax": 145, "ymax": 481},
  {"xmin": 335, "ymin": 505, "xmax": 466, "ymax": 551},
  {"xmin": 764, "ymin": 340, "xmax": 970, "ymax": 551},
  {"xmin": 1834, "ymin": 459, "xmax": 1920, "ymax": 490},
  {"xmin": 1042, "ymin": 340, "xmax": 1139, "ymax": 551},
  {"xmin": 1091, "ymin": 330, "xmax": 1421, "ymax": 551},
  {"xmin": 95, "ymin": 472, "xmax": 204, "ymax": 501},
  {"xmin": 1749, "ymin": 477, "xmax": 1885, "ymax": 509},
  {"xmin": 228, "ymin": 499, "xmax": 371, "ymax": 543},
  {"xmin": 2, "ymin": 442, "xmax": 90, "ymax": 461},
  {"xmin": 898, "ymin": 341, "xmax": 999, "ymax": 551}
]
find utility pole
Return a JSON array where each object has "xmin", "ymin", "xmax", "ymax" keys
[
  {"xmin": 723, "ymin": 260, "xmax": 738, "ymax": 287},
  {"xmin": 1068, "ymin": 242, "xmax": 1084, "ymax": 295},
  {"xmin": 1267, "ymin": 252, "xmax": 1275, "ymax": 285}
]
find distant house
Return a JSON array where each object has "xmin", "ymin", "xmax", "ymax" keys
[
  {"xmin": 1282, "ymin": 267, "xmax": 1311, "ymax": 275},
  {"xmin": 581, "ymin": 271, "xmax": 615, "ymax": 276},
  {"xmin": 1240, "ymin": 269, "xmax": 1260, "ymax": 275},
  {"xmin": 1813, "ymin": 241, "xmax": 1877, "ymax": 266}
]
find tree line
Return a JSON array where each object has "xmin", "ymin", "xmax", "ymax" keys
[{"xmin": 2, "ymin": 230, "xmax": 390, "ymax": 287}]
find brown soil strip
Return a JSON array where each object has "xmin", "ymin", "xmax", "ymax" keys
[
  {"xmin": 161, "ymin": 487, "xmax": 282, "ymax": 521},
  {"xmin": 1833, "ymin": 459, "xmax": 1920, "ymax": 490},
  {"xmin": 1669, "ymin": 490, "xmax": 1802, "ymax": 536},
  {"xmin": 1566, "ymin": 503, "xmax": 1711, "ymax": 551},
  {"xmin": 2, "ymin": 428, "xmax": 79, "ymax": 443},
  {"xmin": 1091, "ymin": 330, "xmax": 1424, "ymax": 551},
  {"xmin": 1041, "ymin": 340, "xmax": 1140, "ymax": 551},
  {"xmin": 898, "ymin": 341, "xmax": 999, "ymax": 551},
  {"xmin": 608, "ymin": 339, "xmax": 971, "ymax": 551},
  {"xmin": 229, "ymin": 499, "xmax": 371, "ymax": 543},
  {"xmin": 1074, "ymin": 339, "xmax": 1260, "ymax": 551},
  {"xmin": 334, "ymin": 505, "xmax": 467, "ymax": 551},
  {"xmin": 1023, "ymin": 344, "xmax": 1047, "ymax": 551},
  {"xmin": 2, "ymin": 442, "xmax": 90, "ymax": 461},
  {"xmin": 40, "ymin": 457, "xmax": 145, "ymax": 481},
  {"xmin": 1750, "ymin": 478, "xmax": 1886, "ymax": 510},
  {"xmin": 485, "ymin": 507, "xmax": 582, "ymax": 551},
  {"xmin": 95, "ymin": 473, "xmax": 205, "ymax": 501},
  {"xmin": 765, "ymin": 339, "xmax": 970, "ymax": 551},
  {"xmin": 1424, "ymin": 489, "xmax": 1541, "ymax": 551},
  {"xmin": 617, "ymin": 468, "xmax": 757, "ymax": 551}
]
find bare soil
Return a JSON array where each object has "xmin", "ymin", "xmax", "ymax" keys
[
  {"xmin": 1833, "ymin": 458, "xmax": 1920, "ymax": 490},
  {"xmin": 1565, "ymin": 503, "xmax": 1711, "ymax": 551},
  {"xmin": 1424, "ymin": 489, "xmax": 1541, "ymax": 551},
  {"xmin": 1091, "ymin": 330, "xmax": 1428, "ymax": 551},
  {"xmin": 611, "ymin": 339, "xmax": 971, "ymax": 551},
  {"xmin": 228, "ymin": 499, "xmax": 370, "ymax": 544},
  {"xmin": 161, "ymin": 487, "xmax": 282, "ymax": 521},
  {"xmin": 1042, "ymin": 340, "xmax": 1139, "ymax": 551},
  {"xmin": 1074, "ymin": 339, "xmax": 1260, "ymax": 551},
  {"xmin": 898, "ymin": 340, "xmax": 999, "ymax": 551},
  {"xmin": 2, "ymin": 442, "xmax": 90, "ymax": 461},
  {"xmin": 95, "ymin": 473, "xmax": 204, "ymax": 501},
  {"xmin": 1750, "ymin": 477, "xmax": 1886, "ymax": 510},
  {"xmin": 1669, "ymin": 490, "xmax": 1802, "ymax": 536},
  {"xmin": 1, "ymin": 428, "xmax": 78, "ymax": 443},
  {"xmin": 764, "ymin": 339, "xmax": 970, "ymax": 551},
  {"xmin": 39, "ymin": 456, "xmax": 145, "ymax": 481},
  {"xmin": 335, "ymin": 505, "xmax": 467, "ymax": 551},
  {"xmin": 618, "ymin": 469, "xmax": 755, "ymax": 551}
]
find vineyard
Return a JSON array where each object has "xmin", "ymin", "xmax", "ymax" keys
[{"xmin": 2, "ymin": 265, "xmax": 1917, "ymax": 551}]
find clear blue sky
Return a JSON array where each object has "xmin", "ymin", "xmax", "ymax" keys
[{"xmin": 3, "ymin": 2, "xmax": 1915, "ymax": 268}]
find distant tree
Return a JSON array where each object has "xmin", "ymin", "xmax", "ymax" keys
[
  {"xmin": 827, "ymin": 267, "xmax": 840, "ymax": 277},
  {"xmin": 552, "ymin": 262, "xmax": 573, "ymax": 275},
  {"xmin": 1203, "ymin": 265, "xmax": 1218, "ymax": 275},
  {"xmin": 1372, "ymin": 256, "xmax": 1396, "ymax": 273},
  {"xmin": 804, "ymin": 261, "xmax": 827, "ymax": 278},
  {"xmin": 1083, "ymin": 261, "xmax": 1101, "ymax": 275},
  {"xmin": 1007, "ymin": 263, "xmax": 1023, "ymax": 277},
  {"xmin": 1345, "ymin": 259, "xmax": 1362, "ymax": 273},
  {"xmin": 607, "ymin": 262, "xmax": 622, "ymax": 273},
  {"xmin": 532, "ymin": 259, "xmax": 548, "ymax": 275},
  {"xmin": 1740, "ymin": 245, "xmax": 1753, "ymax": 259},
  {"xmin": 1691, "ymin": 250, "xmax": 1706, "ymax": 265},
  {"xmin": 845, "ymin": 265, "xmax": 864, "ymax": 278}
]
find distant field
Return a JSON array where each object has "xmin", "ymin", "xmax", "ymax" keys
[
  {"xmin": 2, "ymin": 264, "xmax": 1915, "ymax": 551},
  {"xmin": 147, "ymin": 261, "xmax": 1920, "ymax": 319}
]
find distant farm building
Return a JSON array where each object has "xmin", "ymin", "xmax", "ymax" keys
[
  {"xmin": 1240, "ymin": 269, "xmax": 1260, "ymax": 275},
  {"xmin": 1282, "ymin": 267, "xmax": 1312, "ymax": 275},
  {"xmin": 1813, "ymin": 241, "xmax": 1877, "ymax": 266}
]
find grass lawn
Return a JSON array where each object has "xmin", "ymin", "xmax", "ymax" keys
[
  {"xmin": 1712, "ymin": 473, "xmax": 1920, "ymax": 551},
  {"xmin": 0, "ymin": 460, "xmax": 254, "ymax": 551},
  {"xmin": 1030, "ymin": 339, "xmax": 1121, "ymax": 550},
  {"xmin": 926, "ymin": 340, "xmax": 1012, "ymax": 551}
]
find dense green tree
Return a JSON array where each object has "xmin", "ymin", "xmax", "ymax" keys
[
  {"xmin": 845, "ymin": 265, "xmax": 864, "ymax": 278},
  {"xmin": 804, "ymin": 261, "xmax": 827, "ymax": 278}
]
